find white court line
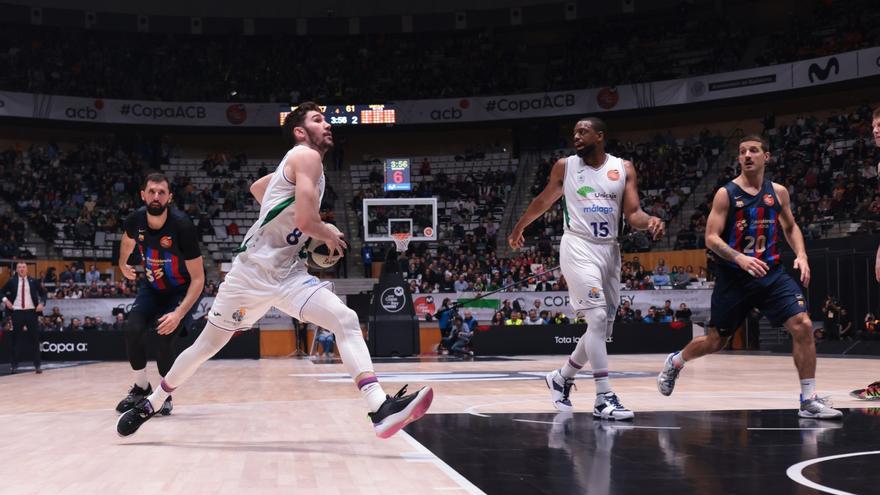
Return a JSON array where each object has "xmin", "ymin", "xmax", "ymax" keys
[
  {"xmin": 614, "ymin": 425, "xmax": 682, "ymax": 430},
  {"xmin": 749, "ymin": 427, "xmax": 837, "ymax": 431},
  {"xmin": 398, "ymin": 430, "xmax": 487, "ymax": 495},
  {"xmin": 509, "ymin": 418, "xmax": 681, "ymax": 430},
  {"xmin": 513, "ymin": 419, "xmax": 559, "ymax": 425},
  {"xmin": 464, "ymin": 400, "xmax": 537, "ymax": 418},
  {"xmin": 786, "ymin": 450, "xmax": 880, "ymax": 495}
]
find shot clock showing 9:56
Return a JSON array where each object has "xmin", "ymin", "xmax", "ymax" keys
[
  {"xmin": 384, "ymin": 158, "xmax": 411, "ymax": 192},
  {"xmin": 278, "ymin": 104, "xmax": 396, "ymax": 126}
]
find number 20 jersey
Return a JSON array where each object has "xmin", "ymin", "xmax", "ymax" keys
[
  {"xmin": 562, "ymin": 153, "xmax": 626, "ymax": 243},
  {"xmin": 719, "ymin": 179, "xmax": 781, "ymax": 269}
]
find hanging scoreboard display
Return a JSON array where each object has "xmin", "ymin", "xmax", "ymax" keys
[
  {"xmin": 278, "ymin": 104, "xmax": 396, "ymax": 126},
  {"xmin": 384, "ymin": 158, "xmax": 411, "ymax": 191}
]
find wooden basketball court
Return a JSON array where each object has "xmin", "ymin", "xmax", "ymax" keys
[{"xmin": 0, "ymin": 353, "xmax": 877, "ymax": 494}]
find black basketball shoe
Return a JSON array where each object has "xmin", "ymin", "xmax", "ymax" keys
[
  {"xmin": 159, "ymin": 396, "xmax": 173, "ymax": 416},
  {"xmin": 368, "ymin": 385, "xmax": 434, "ymax": 439},
  {"xmin": 117, "ymin": 398, "xmax": 158, "ymax": 437},
  {"xmin": 116, "ymin": 383, "xmax": 152, "ymax": 413}
]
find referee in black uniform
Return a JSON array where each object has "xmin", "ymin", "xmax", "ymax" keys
[
  {"xmin": 2, "ymin": 262, "xmax": 47, "ymax": 374},
  {"xmin": 115, "ymin": 172, "xmax": 204, "ymax": 415}
]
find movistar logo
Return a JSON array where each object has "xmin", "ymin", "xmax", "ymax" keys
[{"xmin": 577, "ymin": 186, "xmax": 596, "ymax": 197}]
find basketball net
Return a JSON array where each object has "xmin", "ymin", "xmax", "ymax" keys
[{"xmin": 391, "ymin": 232, "xmax": 411, "ymax": 253}]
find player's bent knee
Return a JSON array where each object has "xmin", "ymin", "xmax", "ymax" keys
[
  {"xmin": 785, "ymin": 313, "xmax": 812, "ymax": 336},
  {"xmin": 329, "ymin": 308, "xmax": 361, "ymax": 342}
]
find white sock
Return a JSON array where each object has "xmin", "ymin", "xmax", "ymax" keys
[
  {"xmin": 593, "ymin": 374, "xmax": 611, "ymax": 395},
  {"xmin": 147, "ymin": 379, "xmax": 174, "ymax": 411},
  {"xmin": 357, "ymin": 376, "xmax": 387, "ymax": 412},
  {"xmin": 132, "ymin": 367, "xmax": 149, "ymax": 389},
  {"xmin": 582, "ymin": 307, "xmax": 611, "ymax": 394},
  {"xmin": 800, "ymin": 378, "xmax": 816, "ymax": 402},
  {"xmin": 560, "ymin": 357, "xmax": 584, "ymax": 380},
  {"xmin": 672, "ymin": 352, "xmax": 686, "ymax": 369}
]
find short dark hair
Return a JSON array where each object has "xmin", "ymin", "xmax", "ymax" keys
[
  {"xmin": 577, "ymin": 116, "xmax": 608, "ymax": 136},
  {"xmin": 142, "ymin": 172, "xmax": 170, "ymax": 190},
  {"xmin": 283, "ymin": 101, "xmax": 322, "ymax": 145},
  {"xmin": 874, "ymin": 107, "xmax": 880, "ymax": 120},
  {"xmin": 738, "ymin": 134, "xmax": 769, "ymax": 152}
]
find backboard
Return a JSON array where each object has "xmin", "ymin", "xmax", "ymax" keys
[{"xmin": 363, "ymin": 197, "xmax": 438, "ymax": 243}]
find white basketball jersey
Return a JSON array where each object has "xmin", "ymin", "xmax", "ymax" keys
[
  {"xmin": 235, "ymin": 145, "xmax": 325, "ymax": 278},
  {"xmin": 562, "ymin": 153, "xmax": 626, "ymax": 242}
]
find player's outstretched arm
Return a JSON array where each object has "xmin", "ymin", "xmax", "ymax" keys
[
  {"xmin": 290, "ymin": 148, "xmax": 347, "ymax": 256},
  {"xmin": 705, "ymin": 188, "xmax": 769, "ymax": 278},
  {"xmin": 774, "ymin": 183, "xmax": 810, "ymax": 287},
  {"xmin": 249, "ymin": 174, "xmax": 273, "ymax": 205},
  {"xmin": 508, "ymin": 158, "xmax": 565, "ymax": 250},
  {"xmin": 621, "ymin": 161, "xmax": 664, "ymax": 239}
]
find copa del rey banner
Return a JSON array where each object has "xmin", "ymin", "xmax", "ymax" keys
[{"xmin": 412, "ymin": 289, "xmax": 711, "ymax": 323}]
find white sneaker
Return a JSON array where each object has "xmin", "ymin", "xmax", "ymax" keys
[
  {"xmin": 798, "ymin": 395, "xmax": 843, "ymax": 419},
  {"xmin": 657, "ymin": 352, "xmax": 682, "ymax": 397},
  {"xmin": 545, "ymin": 370, "xmax": 575, "ymax": 412},
  {"xmin": 593, "ymin": 392, "xmax": 634, "ymax": 421}
]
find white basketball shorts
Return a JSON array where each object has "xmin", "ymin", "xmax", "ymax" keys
[
  {"xmin": 558, "ymin": 233, "xmax": 621, "ymax": 318},
  {"xmin": 207, "ymin": 264, "xmax": 334, "ymax": 332}
]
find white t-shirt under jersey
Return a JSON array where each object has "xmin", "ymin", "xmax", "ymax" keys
[
  {"xmin": 562, "ymin": 153, "xmax": 627, "ymax": 242},
  {"xmin": 235, "ymin": 145, "xmax": 325, "ymax": 280}
]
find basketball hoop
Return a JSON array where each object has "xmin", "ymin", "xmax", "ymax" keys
[{"xmin": 391, "ymin": 232, "xmax": 411, "ymax": 253}]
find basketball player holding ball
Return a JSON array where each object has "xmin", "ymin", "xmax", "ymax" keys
[{"xmin": 118, "ymin": 102, "xmax": 433, "ymax": 438}]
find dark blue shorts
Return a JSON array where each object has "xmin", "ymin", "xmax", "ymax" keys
[
  {"xmin": 129, "ymin": 283, "xmax": 199, "ymax": 331},
  {"xmin": 709, "ymin": 264, "xmax": 807, "ymax": 336}
]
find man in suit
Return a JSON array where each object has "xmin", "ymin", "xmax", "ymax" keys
[{"xmin": 2, "ymin": 262, "xmax": 48, "ymax": 374}]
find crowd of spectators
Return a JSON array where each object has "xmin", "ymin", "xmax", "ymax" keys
[
  {"xmin": 768, "ymin": 105, "xmax": 880, "ymax": 238},
  {"xmin": 0, "ymin": 140, "xmax": 147, "ymax": 246},
  {"xmin": 31, "ymin": 261, "xmax": 222, "ymax": 300},
  {"xmin": 0, "ymin": 138, "xmax": 338, "ymax": 267},
  {"xmin": 0, "ymin": 208, "xmax": 31, "ymax": 259},
  {"xmin": 400, "ymin": 245, "xmax": 567, "ymax": 295},
  {"xmin": 1, "ymin": 1, "xmax": 876, "ymax": 103},
  {"xmin": 755, "ymin": 1, "xmax": 880, "ymax": 68},
  {"xmin": 675, "ymin": 103, "xmax": 880, "ymax": 249},
  {"xmin": 396, "ymin": 240, "xmax": 709, "ymax": 295}
]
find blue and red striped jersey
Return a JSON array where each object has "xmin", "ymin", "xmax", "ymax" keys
[
  {"xmin": 719, "ymin": 179, "xmax": 782, "ymax": 268},
  {"xmin": 123, "ymin": 206, "xmax": 201, "ymax": 292}
]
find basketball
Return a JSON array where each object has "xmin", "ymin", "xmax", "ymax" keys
[{"xmin": 306, "ymin": 223, "xmax": 344, "ymax": 269}]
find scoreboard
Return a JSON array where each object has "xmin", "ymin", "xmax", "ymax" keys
[
  {"xmin": 384, "ymin": 158, "xmax": 411, "ymax": 192},
  {"xmin": 279, "ymin": 104, "xmax": 396, "ymax": 126}
]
